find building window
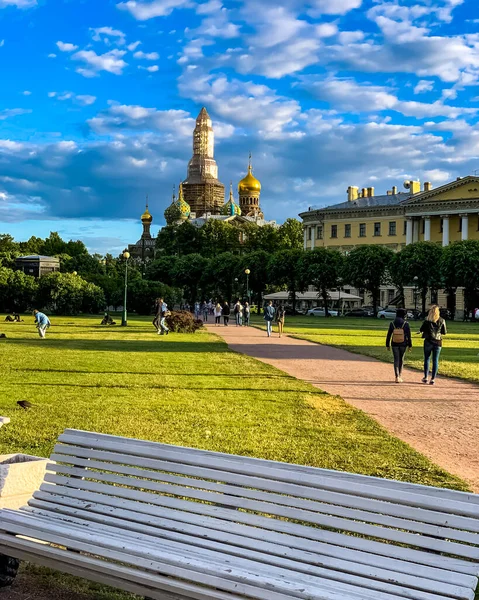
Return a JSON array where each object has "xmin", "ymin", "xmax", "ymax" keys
[
  {"xmin": 345, "ymin": 224, "xmax": 351, "ymax": 238},
  {"xmin": 388, "ymin": 289, "xmax": 395, "ymax": 304},
  {"xmin": 388, "ymin": 221, "xmax": 396, "ymax": 236},
  {"xmin": 440, "ymin": 219, "xmax": 443, "ymax": 233},
  {"xmin": 359, "ymin": 223, "xmax": 366, "ymax": 237},
  {"xmin": 308, "ymin": 228, "xmax": 312, "ymax": 240},
  {"xmin": 331, "ymin": 225, "xmax": 338, "ymax": 238},
  {"xmin": 317, "ymin": 225, "xmax": 323, "ymax": 240},
  {"xmin": 403, "ymin": 220, "xmax": 407, "ymax": 236},
  {"xmin": 374, "ymin": 222, "xmax": 381, "ymax": 237},
  {"xmin": 459, "ymin": 218, "xmax": 462, "ymax": 232},
  {"xmin": 421, "ymin": 220, "xmax": 425, "ymax": 234}
]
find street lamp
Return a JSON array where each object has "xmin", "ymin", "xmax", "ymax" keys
[
  {"xmin": 337, "ymin": 277, "xmax": 343, "ymax": 316},
  {"xmin": 122, "ymin": 251, "xmax": 130, "ymax": 327},
  {"xmin": 245, "ymin": 268, "xmax": 250, "ymax": 304},
  {"xmin": 413, "ymin": 275, "xmax": 419, "ymax": 316},
  {"xmin": 72, "ymin": 271, "xmax": 77, "ymax": 276}
]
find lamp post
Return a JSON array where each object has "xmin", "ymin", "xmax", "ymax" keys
[
  {"xmin": 234, "ymin": 277, "xmax": 239, "ymax": 300},
  {"xmin": 413, "ymin": 275, "xmax": 419, "ymax": 316},
  {"xmin": 122, "ymin": 251, "xmax": 130, "ymax": 327},
  {"xmin": 337, "ymin": 277, "xmax": 343, "ymax": 316},
  {"xmin": 245, "ymin": 268, "xmax": 250, "ymax": 304}
]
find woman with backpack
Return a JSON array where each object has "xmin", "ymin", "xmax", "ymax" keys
[
  {"xmin": 276, "ymin": 304, "xmax": 285, "ymax": 338},
  {"xmin": 386, "ymin": 308, "xmax": 412, "ymax": 383},
  {"xmin": 420, "ymin": 305, "xmax": 447, "ymax": 385}
]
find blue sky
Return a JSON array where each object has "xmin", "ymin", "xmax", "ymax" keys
[{"xmin": 1, "ymin": 0, "xmax": 479, "ymax": 254}]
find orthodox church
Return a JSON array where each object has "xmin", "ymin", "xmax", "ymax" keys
[{"xmin": 128, "ymin": 107, "xmax": 275, "ymax": 260}]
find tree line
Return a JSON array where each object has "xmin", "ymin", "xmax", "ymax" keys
[{"xmin": 1, "ymin": 230, "xmax": 478, "ymax": 317}]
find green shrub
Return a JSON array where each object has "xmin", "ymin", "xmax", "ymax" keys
[{"xmin": 165, "ymin": 310, "xmax": 203, "ymax": 333}]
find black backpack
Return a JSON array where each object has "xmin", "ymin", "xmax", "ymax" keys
[{"xmin": 429, "ymin": 319, "xmax": 444, "ymax": 342}]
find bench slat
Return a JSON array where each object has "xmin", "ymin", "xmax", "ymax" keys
[
  {"xmin": 31, "ymin": 490, "xmax": 478, "ymax": 587},
  {"xmin": 59, "ymin": 430, "xmax": 479, "ymax": 506},
  {"xmin": 24, "ymin": 503, "xmax": 476, "ymax": 600},
  {"xmin": 0, "ymin": 512, "xmax": 423, "ymax": 600},
  {"xmin": 49, "ymin": 450, "xmax": 479, "ymax": 533},
  {"xmin": 36, "ymin": 482, "xmax": 479, "ymax": 577},
  {"xmin": 42, "ymin": 471, "xmax": 479, "ymax": 560}
]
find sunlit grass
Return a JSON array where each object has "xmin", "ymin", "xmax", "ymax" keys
[{"xmin": 0, "ymin": 314, "xmax": 470, "ymax": 599}]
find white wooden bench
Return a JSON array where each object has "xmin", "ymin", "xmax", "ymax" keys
[{"xmin": 0, "ymin": 429, "xmax": 478, "ymax": 600}]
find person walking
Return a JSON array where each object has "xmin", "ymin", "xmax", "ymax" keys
[
  {"xmin": 276, "ymin": 304, "xmax": 285, "ymax": 338},
  {"xmin": 33, "ymin": 309, "xmax": 50, "ymax": 339},
  {"xmin": 157, "ymin": 298, "xmax": 169, "ymax": 335},
  {"xmin": 194, "ymin": 302, "xmax": 200, "ymax": 319},
  {"xmin": 264, "ymin": 301, "xmax": 275, "ymax": 337},
  {"xmin": 153, "ymin": 298, "xmax": 162, "ymax": 333},
  {"xmin": 214, "ymin": 303, "xmax": 222, "ymax": 326},
  {"xmin": 386, "ymin": 308, "xmax": 412, "ymax": 383},
  {"xmin": 234, "ymin": 300, "xmax": 242, "ymax": 326},
  {"xmin": 201, "ymin": 301, "xmax": 208, "ymax": 322},
  {"xmin": 420, "ymin": 305, "xmax": 447, "ymax": 385},
  {"xmin": 243, "ymin": 302, "xmax": 250, "ymax": 326},
  {"xmin": 223, "ymin": 302, "xmax": 231, "ymax": 326}
]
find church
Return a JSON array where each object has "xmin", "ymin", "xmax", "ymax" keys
[{"xmin": 128, "ymin": 107, "xmax": 275, "ymax": 260}]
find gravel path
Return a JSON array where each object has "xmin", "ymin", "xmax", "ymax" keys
[{"xmin": 208, "ymin": 323, "xmax": 479, "ymax": 492}]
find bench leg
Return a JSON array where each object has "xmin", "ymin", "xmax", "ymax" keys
[{"xmin": 0, "ymin": 553, "xmax": 20, "ymax": 588}]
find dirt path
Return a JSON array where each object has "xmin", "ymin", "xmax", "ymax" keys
[{"xmin": 207, "ymin": 323, "xmax": 479, "ymax": 492}]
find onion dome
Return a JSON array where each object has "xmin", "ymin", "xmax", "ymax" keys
[
  {"xmin": 222, "ymin": 183, "xmax": 242, "ymax": 216},
  {"xmin": 238, "ymin": 154, "xmax": 261, "ymax": 195},
  {"xmin": 164, "ymin": 193, "xmax": 182, "ymax": 225},
  {"xmin": 141, "ymin": 200, "xmax": 153, "ymax": 223},
  {"xmin": 177, "ymin": 183, "xmax": 191, "ymax": 220}
]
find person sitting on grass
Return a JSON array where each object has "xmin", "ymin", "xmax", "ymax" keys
[
  {"xmin": 386, "ymin": 308, "xmax": 412, "ymax": 384},
  {"xmin": 101, "ymin": 313, "xmax": 116, "ymax": 326}
]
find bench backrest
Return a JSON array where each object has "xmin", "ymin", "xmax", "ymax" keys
[{"xmin": 32, "ymin": 429, "xmax": 479, "ymax": 583}]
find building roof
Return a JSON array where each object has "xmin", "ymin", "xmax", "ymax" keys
[
  {"xmin": 16, "ymin": 255, "xmax": 59, "ymax": 260},
  {"xmin": 320, "ymin": 192, "xmax": 412, "ymax": 212},
  {"xmin": 264, "ymin": 291, "xmax": 361, "ymax": 301}
]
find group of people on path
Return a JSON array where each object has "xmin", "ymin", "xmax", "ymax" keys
[
  {"xmin": 212, "ymin": 301, "xmax": 251, "ymax": 327},
  {"xmin": 386, "ymin": 304, "xmax": 447, "ymax": 385},
  {"xmin": 264, "ymin": 301, "xmax": 285, "ymax": 338}
]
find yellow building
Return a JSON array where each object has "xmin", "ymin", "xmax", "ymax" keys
[{"xmin": 299, "ymin": 176, "xmax": 479, "ymax": 252}]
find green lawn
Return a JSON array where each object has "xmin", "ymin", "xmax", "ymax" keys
[
  {"xmin": 0, "ymin": 314, "xmax": 471, "ymax": 599},
  {"xmin": 253, "ymin": 315, "xmax": 479, "ymax": 383}
]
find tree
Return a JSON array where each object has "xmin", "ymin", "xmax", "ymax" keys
[
  {"xmin": 203, "ymin": 252, "xmax": 242, "ymax": 301},
  {"xmin": 0, "ymin": 267, "xmax": 38, "ymax": 312},
  {"xmin": 396, "ymin": 242, "xmax": 444, "ymax": 315},
  {"xmin": 301, "ymin": 248, "xmax": 344, "ymax": 316},
  {"xmin": 128, "ymin": 279, "xmax": 178, "ymax": 315},
  {"xmin": 241, "ymin": 250, "xmax": 270, "ymax": 313},
  {"xmin": 343, "ymin": 245, "xmax": 394, "ymax": 316},
  {"xmin": 277, "ymin": 219, "xmax": 303, "ymax": 250},
  {"xmin": 37, "ymin": 272, "xmax": 104, "ymax": 315},
  {"xmin": 442, "ymin": 240, "xmax": 479, "ymax": 317},
  {"xmin": 268, "ymin": 249, "xmax": 308, "ymax": 313},
  {"xmin": 172, "ymin": 254, "xmax": 209, "ymax": 305},
  {"xmin": 0, "ymin": 234, "xmax": 18, "ymax": 253},
  {"xmin": 198, "ymin": 220, "xmax": 240, "ymax": 257},
  {"xmin": 146, "ymin": 256, "xmax": 180, "ymax": 286}
]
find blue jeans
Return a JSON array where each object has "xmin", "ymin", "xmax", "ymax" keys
[
  {"xmin": 424, "ymin": 341, "xmax": 441, "ymax": 379},
  {"xmin": 266, "ymin": 320, "xmax": 272, "ymax": 336}
]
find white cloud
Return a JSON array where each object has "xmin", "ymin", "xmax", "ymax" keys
[
  {"xmin": 308, "ymin": 0, "xmax": 361, "ymax": 16},
  {"xmin": 197, "ymin": 0, "xmax": 222, "ymax": 14},
  {"xmin": 316, "ymin": 23, "xmax": 338, "ymax": 38},
  {"xmin": 0, "ymin": 0, "xmax": 36, "ymax": 7},
  {"xmin": 57, "ymin": 41, "xmax": 78, "ymax": 52},
  {"xmin": 72, "ymin": 49, "xmax": 127, "ymax": 77},
  {"xmin": 0, "ymin": 40, "xmax": 4, "ymax": 47},
  {"xmin": 90, "ymin": 26, "xmax": 126, "ymax": 46},
  {"xmin": 21, "ymin": 90, "xmax": 32, "ymax": 96},
  {"xmin": 127, "ymin": 40, "xmax": 141, "ymax": 51},
  {"xmin": 414, "ymin": 80, "xmax": 434, "ymax": 94},
  {"xmin": 76, "ymin": 95, "xmax": 97, "ymax": 106},
  {"xmin": 133, "ymin": 50, "xmax": 159, "ymax": 60},
  {"xmin": 48, "ymin": 53, "xmax": 57, "ymax": 58},
  {"xmin": 48, "ymin": 91, "xmax": 97, "ymax": 106},
  {"xmin": 0, "ymin": 108, "xmax": 32, "ymax": 120},
  {"xmin": 139, "ymin": 65, "xmax": 159, "ymax": 72},
  {"xmin": 117, "ymin": 0, "xmax": 191, "ymax": 20}
]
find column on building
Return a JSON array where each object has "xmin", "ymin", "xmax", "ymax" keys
[
  {"xmin": 303, "ymin": 228, "xmax": 307, "ymax": 250},
  {"xmin": 412, "ymin": 218, "xmax": 419, "ymax": 243},
  {"xmin": 461, "ymin": 214, "xmax": 469, "ymax": 241},
  {"xmin": 310, "ymin": 224, "xmax": 315, "ymax": 250},
  {"xmin": 406, "ymin": 217, "xmax": 413, "ymax": 245},
  {"xmin": 423, "ymin": 216, "xmax": 431, "ymax": 242},
  {"xmin": 442, "ymin": 215, "xmax": 450, "ymax": 247}
]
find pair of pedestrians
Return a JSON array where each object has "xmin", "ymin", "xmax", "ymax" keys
[
  {"xmin": 263, "ymin": 302, "xmax": 285, "ymax": 338},
  {"xmin": 386, "ymin": 305, "xmax": 446, "ymax": 384},
  {"xmin": 153, "ymin": 298, "xmax": 170, "ymax": 336}
]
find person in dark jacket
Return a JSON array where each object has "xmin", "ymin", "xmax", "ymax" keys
[
  {"xmin": 386, "ymin": 308, "xmax": 412, "ymax": 383},
  {"xmin": 264, "ymin": 301, "xmax": 275, "ymax": 337},
  {"xmin": 222, "ymin": 302, "xmax": 231, "ymax": 326},
  {"xmin": 420, "ymin": 305, "xmax": 447, "ymax": 385}
]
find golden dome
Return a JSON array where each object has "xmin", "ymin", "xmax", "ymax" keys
[
  {"xmin": 238, "ymin": 156, "xmax": 261, "ymax": 195},
  {"xmin": 141, "ymin": 202, "xmax": 153, "ymax": 223}
]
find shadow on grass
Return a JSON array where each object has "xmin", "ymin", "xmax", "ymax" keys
[
  {"xmin": 5, "ymin": 338, "xmax": 226, "ymax": 353},
  {"xmin": 13, "ymin": 368, "xmax": 294, "ymax": 379}
]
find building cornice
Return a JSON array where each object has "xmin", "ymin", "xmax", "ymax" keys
[{"xmin": 301, "ymin": 205, "xmax": 404, "ymax": 223}]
